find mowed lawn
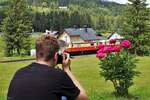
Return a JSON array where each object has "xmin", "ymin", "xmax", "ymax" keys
[{"xmin": 0, "ymin": 56, "xmax": 150, "ymax": 100}]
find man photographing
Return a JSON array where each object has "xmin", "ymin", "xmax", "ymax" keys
[{"xmin": 7, "ymin": 35, "xmax": 88, "ymax": 100}]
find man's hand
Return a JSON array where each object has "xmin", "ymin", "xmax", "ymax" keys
[{"xmin": 62, "ymin": 53, "xmax": 71, "ymax": 71}]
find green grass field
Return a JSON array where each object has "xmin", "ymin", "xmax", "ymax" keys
[{"xmin": 0, "ymin": 56, "xmax": 150, "ymax": 100}]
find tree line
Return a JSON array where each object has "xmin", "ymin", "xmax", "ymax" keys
[
  {"xmin": 31, "ymin": 5, "xmax": 118, "ymax": 33},
  {"xmin": 0, "ymin": 0, "xmax": 123, "ymax": 33}
]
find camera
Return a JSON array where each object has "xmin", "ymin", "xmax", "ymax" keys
[
  {"xmin": 57, "ymin": 39, "xmax": 68, "ymax": 64},
  {"xmin": 57, "ymin": 53, "xmax": 63, "ymax": 64}
]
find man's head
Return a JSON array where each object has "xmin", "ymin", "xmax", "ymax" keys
[{"xmin": 36, "ymin": 35, "xmax": 60, "ymax": 64}]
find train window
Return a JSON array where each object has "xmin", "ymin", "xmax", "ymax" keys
[{"xmin": 91, "ymin": 43, "xmax": 94, "ymax": 46}]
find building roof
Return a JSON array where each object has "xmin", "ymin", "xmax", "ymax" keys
[
  {"xmin": 64, "ymin": 28, "xmax": 102, "ymax": 41},
  {"xmin": 108, "ymin": 32, "xmax": 124, "ymax": 40}
]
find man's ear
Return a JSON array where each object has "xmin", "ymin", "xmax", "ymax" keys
[{"xmin": 54, "ymin": 52, "xmax": 58, "ymax": 61}]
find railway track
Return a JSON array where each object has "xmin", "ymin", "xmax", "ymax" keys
[
  {"xmin": 0, "ymin": 58, "xmax": 36, "ymax": 63},
  {"xmin": 0, "ymin": 53, "xmax": 96, "ymax": 63}
]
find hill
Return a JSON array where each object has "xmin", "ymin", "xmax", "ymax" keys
[
  {"xmin": 0, "ymin": 0, "xmax": 125, "ymax": 33},
  {"xmin": 0, "ymin": 0, "xmax": 125, "ymax": 16}
]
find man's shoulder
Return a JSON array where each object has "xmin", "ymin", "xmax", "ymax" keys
[{"xmin": 15, "ymin": 62, "xmax": 65, "ymax": 76}]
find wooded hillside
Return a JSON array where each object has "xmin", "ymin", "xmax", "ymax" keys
[{"xmin": 0, "ymin": 0, "xmax": 125, "ymax": 33}]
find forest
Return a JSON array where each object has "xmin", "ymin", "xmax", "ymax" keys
[{"xmin": 0, "ymin": 0, "xmax": 125, "ymax": 33}]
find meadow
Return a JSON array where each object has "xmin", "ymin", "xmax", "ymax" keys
[{"xmin": 0, "ymin": 56, "xmax": 150, "ymax": 100}]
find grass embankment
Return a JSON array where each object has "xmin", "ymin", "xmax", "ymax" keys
[{"xmin": 0, "ymin": 56, "xmax": 150, "ymax": 100}]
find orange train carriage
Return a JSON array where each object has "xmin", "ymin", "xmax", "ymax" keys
[{"xmin": 64, "ymin": 46, "xmax": 98, "ymax": 55}]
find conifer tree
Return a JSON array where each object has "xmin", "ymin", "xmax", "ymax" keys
[
  {"xmin": 122, "ymin": 0, "xmax": 150, "ymax": 55},
  {"xmin": 1, "ymin": 0, "xmax": 32, "ymax": 56}
]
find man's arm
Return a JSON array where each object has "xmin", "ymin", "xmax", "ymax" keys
[{"xmin": 62, "ymin": 53, "xmax": 88, "ymax": 100}]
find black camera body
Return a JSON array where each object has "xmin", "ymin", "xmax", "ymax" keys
[{"xmin": 57, "ymin": 54, "xmax": 63, "ymax": 64}]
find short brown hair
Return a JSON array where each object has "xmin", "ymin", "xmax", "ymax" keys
[{"xmin": 36, "ymin": 35, "xmax": 60, "ymax": 61}]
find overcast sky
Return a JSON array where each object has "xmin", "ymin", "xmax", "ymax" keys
[{"xmin": 107, "ymin": 0, "xmax": 150, "ymax": 5}]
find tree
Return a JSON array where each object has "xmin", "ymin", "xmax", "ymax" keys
[
  {"xmin": 1, "ymin": 0, "xmax": 32, "ymax": 56},
  {"xmin": 0, "ymin": 8, "xmax": 5, "ymax": 27},
  {"xmin": 121, "ymin": 0, "xmax": 150, "ymax": 56}
]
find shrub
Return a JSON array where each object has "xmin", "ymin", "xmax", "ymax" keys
[{"xmin": 96, "ymin": 40, "xmax": 140, "ymax": 97}]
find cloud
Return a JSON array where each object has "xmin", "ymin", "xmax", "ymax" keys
[
  {"xmin": 107, "ymin": 0, "xmax": 150, "ymax": 5},
  {"xmin": 111, "ymin": 0, "xmax": 128, "ymax": 4}
]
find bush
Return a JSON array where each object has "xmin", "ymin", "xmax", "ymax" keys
[{"xmin": 96, "ymin": 39, "xmax": 140, "ymax": 97}]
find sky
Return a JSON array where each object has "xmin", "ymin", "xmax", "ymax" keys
[{"xmin": 107, "ymin": 0, "xmax": 150, "ymax": 6}]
